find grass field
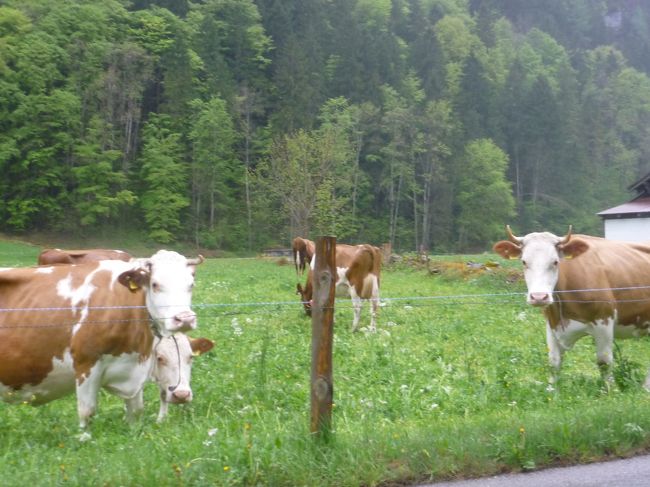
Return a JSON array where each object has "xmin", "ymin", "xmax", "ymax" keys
[{"xmin": 2, "ymin": 240, "xmax": 650, "ymax": 486}]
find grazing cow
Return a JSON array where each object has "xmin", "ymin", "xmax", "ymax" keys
[
  {"xmin": 493, "ymin": 225, "xmax": 650, "ymax": 388},
  {"xmin": 150, "ymin": 333, "xmax": 214, "ymax": 422},
  {"xmin": 292, "ymin": 237, "xmax": 315, "ymax": 275},
  {"xmin": 296, "ymin": 243, "xmax": 382, "ymax": 332},
  {"xmin": 0, "ymin": 250, "xmax": 203, "ymax": 433},
  {"xmin": 38, "ymin": 248, "xmax": 132, "ymax": 265}
]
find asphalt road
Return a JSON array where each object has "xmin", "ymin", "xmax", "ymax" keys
[{"xmin": 420, "ymin": 454, "xmax": 650, "ymax": 487}]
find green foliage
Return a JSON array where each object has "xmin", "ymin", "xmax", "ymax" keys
[
  {"xmin": 139, "ymin": 115, "xmax": 189, "ymax": 243},
  {"xmin": 457, "ymin": 139, "xmax": 514, "ymax": 249},
  {"xmin": 3, "ymin": 0, "xmax": 650, "ymax": 250}
]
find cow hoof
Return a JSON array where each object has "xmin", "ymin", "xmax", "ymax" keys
[{"xmin": 78, "ymin": 431, "xmax": 92, "ymax": 442}]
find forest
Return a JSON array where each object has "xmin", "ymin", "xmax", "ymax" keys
[{"xmin": 1, "ymin": 0, "xmax": 649, "ymax": 252}]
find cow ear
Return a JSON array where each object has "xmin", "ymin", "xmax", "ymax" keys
[
  {"xmin": 493, "ymin": 241, "xmax": 522, "ymax": 259},
  {"xmin": 118, "ymin": 268, "xmax": 150, "ymax": 293},
  {"xmin": 559, "ymin": 238, "xmax": 589, "ymax": 260},
  {"xmin": 190, "ymin": 338, "xmax": 214, "ymax": 356}
]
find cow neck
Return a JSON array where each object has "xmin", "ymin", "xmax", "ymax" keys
[{"xmin": 149, "ymin": 318, "xmax": 163, "ymax": 339}]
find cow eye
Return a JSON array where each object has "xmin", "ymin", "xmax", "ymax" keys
[
  {"xmin": 157, "ymin": 356, "xmax": 166, "ymax": 365},
  {"xmin": 152, "ymin": 282, "xmax": 160, "ymax": 292},
  {"xmin": 521, "ymin": 260, "xmax": 527, "ymax": 268},
  {"xmin": 553, "ymin": 260, "xmax": 559, "ymax": 267}
]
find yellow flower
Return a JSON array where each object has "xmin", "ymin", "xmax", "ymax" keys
[{"xmin": 519, "ymin": 427, "xmax": 525, "ymax": 434}]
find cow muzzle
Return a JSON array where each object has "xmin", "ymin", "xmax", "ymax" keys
[
  {"xmin": 528, "ymin": 292, "xmax": 553, "ymax": 307},
  {"xmin": 162, "ymin": 387, "xmax": 193, "ymax": 404},
  {"xmin": 172, "ymin": 311, "xmax": 197, "ymax": 331}
]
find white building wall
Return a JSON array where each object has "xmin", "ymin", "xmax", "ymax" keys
[{"xmin": 604, "ymin": 217, "xmax": 650, "ymax": 241}]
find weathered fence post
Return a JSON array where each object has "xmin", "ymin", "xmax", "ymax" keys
[{"xmin": 310, "ymin": 236, "xmax": 336, "ymax": 438}]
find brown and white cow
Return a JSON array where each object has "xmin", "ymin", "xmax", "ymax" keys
[
  {"xmin": 38, "ymin": 248, "xmax": 133, "ymax": 265},
  {"xmin": 292, "ymin": 237, "xmax": 315, "ymax": 275},
  {"xmin": 150, "ymin": 333, "xmax": 214, "ymax": 422},
  {"xmin": 296, "ymin": 243, "xmax": 382, "ymax": 332},
  {"xmin": 0, "ymin": 250, "xmax": 203, "ymax": 433},
  {"xmin": 494, "ymin": 225, "xmax": 650, "ymax": 388}
]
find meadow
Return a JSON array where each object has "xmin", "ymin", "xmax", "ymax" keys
[{"xmin": 2, "ymin": 240, "xmax": 650, "ymax": 486}]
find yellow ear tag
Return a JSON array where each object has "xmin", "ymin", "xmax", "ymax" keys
[
  {"xmin": 564, "ymin": 254, "xmax": 573, "ymax": 260},
  {"xmin": 128, "ymin": 280, "xmax": 139, "ymax": 291},
  {"xmin": 192, "ymin": 350, "xmax": 201, "ymax": 357}
]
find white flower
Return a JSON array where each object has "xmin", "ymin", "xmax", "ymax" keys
[{"xmin": 207, "ymin": 428, "xmax": 218, "ymax": 437}]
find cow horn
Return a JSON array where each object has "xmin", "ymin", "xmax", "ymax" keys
[
  {"xmin": 559, "ymin": 225, "xmax": 573, "ymax": 245},
  {"xmin": 187, "ymin": 255, "xmax": 205, "ymax": 266},
  {"xmin": 506, "ymin": 225, "xmax": 522, "ymax": 245}
]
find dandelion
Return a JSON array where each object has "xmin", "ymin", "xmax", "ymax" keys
[
  {"xmin": 224, "ymin": 466, "xmax": 230, "ymax": 472},
  {"xmin": 244, "ymin": 422, "xmax": 251, "ymax": 430},
  {"xmin": 519, "ymin": 427, "xmax": 525, "ymax": 434}
]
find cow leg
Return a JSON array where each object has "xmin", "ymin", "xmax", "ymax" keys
[
  {"xmin": 76, "ymin": 371, "xmax": 102, "ymax": 430},
  {"xmin": 350, "ymin": 292, "xmax": 363, "ymax": 332},
  {"xmin": 368, "ymin": 276, "xmax": 379, "ymax": 332},
  {"xmin": 591, "ymin": 318, "xmax": 615, "ymax": 389},
  {"xmin": 157, "ymin": 399, "xmax": 170, "ymax": 423},
  {"xmin": 124, "ymin": 389, "xmax": 145, "ymax": 423},
  {"xmin": 546, "ymin": 322, "xmax": 564, "ymax": 385}
]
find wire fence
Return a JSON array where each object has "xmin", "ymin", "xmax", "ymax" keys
[{"xmin": 3, "ymin": 283, "xmax": 650, "ymax": 329}]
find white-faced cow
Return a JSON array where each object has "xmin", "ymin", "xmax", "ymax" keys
[
  {"xmin": 38, "ymin": 248, "xmax": 133, "ymax": 265},
  {"xmin": 150, "ymin": 333, "xmax": 214, "ymax": 422},
  {"xmin": 0, "ymin": 250, "xmax": 203, "ymax": 433},
  {"xmin": 494, "ymin": 225, "xmax": 650, "ymax": 388},
  {"xmin": 296, "ymin": 242, "xmax": 382, "ymax": 332}
]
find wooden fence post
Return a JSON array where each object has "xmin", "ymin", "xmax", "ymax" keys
[{"xmin": 310, "ymin": 236, "xmax": 336, "ymax": 438}]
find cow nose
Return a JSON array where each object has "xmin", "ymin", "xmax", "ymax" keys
[
  {"xmin": 529, "ymin": 292, "xmax": 551, "ymax": 306},
  {"xmin": 174, "ymin": 311, "xmax": 197, "ymax": 331},
  {"xmin": 172, "ymin": 389, "xmax": 191, "ymax": 402}
]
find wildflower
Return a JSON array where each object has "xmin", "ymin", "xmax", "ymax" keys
[
  {"xmin": 519, "ymin": 427, "xmax": 525, "ymax": 434},
  {"xmin": 208, "ymin": 428, "xmax": 218, "ymax": 437},
  {"xmin": 224, "ymin": 466, "xmax": 230, "ymax": 472}
]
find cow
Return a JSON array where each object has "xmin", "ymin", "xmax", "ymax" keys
[
  {"xmin": 150, "ymin": 333, "xmax": 214, "ymax": 422},
  {"xmin": 292, "ymin": 237, "xmax": 315, "ymax": 275},
  {"xmin": 38, "ymin": 248, "xmax": 133, "ymax": 265},
  {"xmin": 0, "ymin": 250, "xmax": 204, "ymax": 434},
  {"xmin": 296, "ymin": 243, "xmax": 382, "ymax": 332},
  {"xmin": 493, "ymin": 225, "xmax": 650, "ymax": 389}
]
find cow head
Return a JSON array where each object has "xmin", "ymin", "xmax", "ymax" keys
[
  {"xmin": 151, "ymin": 334, "xmax": 214, "ymax": 422},
  {"xmin": 118, "ymin": 250, "xmax": 204, "ymax": 336},
  {"xmin": 297, "ymin": 281, "xmax": 313, "ymax": 316},
  {"xmin": 493, "ymin": 225, "xmax": 589, "ymax": 306}
]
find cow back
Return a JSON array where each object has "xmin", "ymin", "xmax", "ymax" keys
[
  {"xmin": 551, "ymin": 235, "xmax": 650, "ymax": 326},
  {"xmin": 38, "ymin": 249, "xmax": 132, "ymax": 265}
]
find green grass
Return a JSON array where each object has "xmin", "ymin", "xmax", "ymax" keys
[{"xmin": 2, "ymin": 242, "xmax": 650, "ymax": 485}]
